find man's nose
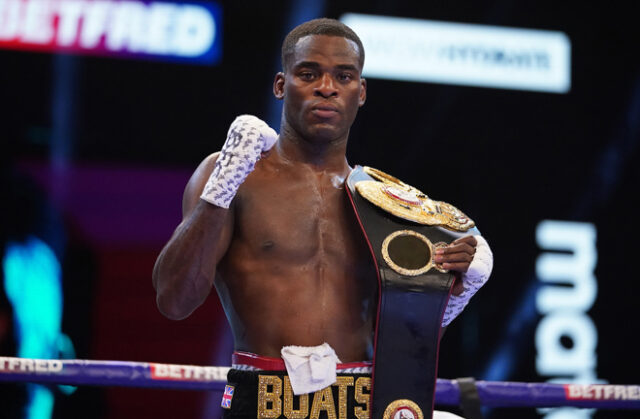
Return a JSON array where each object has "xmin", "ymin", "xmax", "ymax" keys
[{"xmin": 314, "ymin": 73, "xmax": 338, "ymax": 98}]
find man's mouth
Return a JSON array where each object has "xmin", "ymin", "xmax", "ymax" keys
[{"xmin": 311, "ymin": 104, "xmax": 339, "ymax": 119}]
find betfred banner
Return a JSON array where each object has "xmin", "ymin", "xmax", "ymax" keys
[{"xmin": 0, "ymin": 0, "xmax": 222, "ymax": 64}]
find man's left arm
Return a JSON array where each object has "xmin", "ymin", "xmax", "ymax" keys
[{"xmin": 434, "ymin": 235, "xmax": 494, "ymax": 327}]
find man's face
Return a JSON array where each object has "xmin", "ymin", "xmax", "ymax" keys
[{"xmin": 274, "ymin": 35, "xmax": 366, "ymax": 142}]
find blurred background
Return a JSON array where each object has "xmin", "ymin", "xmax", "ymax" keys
[{"xmin": 1, "ymin": 0, "xmax": 638, "ymax": 418}]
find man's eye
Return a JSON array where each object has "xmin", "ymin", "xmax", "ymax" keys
[
  {"xmin": 300, "ymin": 72, "xmax": 315, "ymax": 80},
  {"xmin": 338, "ymin": 73, "xmax": 354, "ymax": 82}
]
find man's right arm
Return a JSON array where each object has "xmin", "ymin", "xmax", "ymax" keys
[
  {"xmin": 152, "ymin": 115, "xmax": 278, "ymax": 320},
  {"xmin": 152, "ymin": 152, "xmax": 234, "ymax": 320}
]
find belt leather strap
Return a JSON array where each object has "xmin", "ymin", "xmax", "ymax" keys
[{"xmin": 346, "ymin": 166, "xmax": 459, "ymax": 419}]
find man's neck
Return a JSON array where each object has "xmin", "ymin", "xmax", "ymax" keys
[{"xmin": 276, "ymin": 123, "xmax": 351, "ymax": 173}]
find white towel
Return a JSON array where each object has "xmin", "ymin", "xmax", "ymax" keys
[{"xmin": 281, "ymin": 343, "xmax": 341, "ymax": 395}]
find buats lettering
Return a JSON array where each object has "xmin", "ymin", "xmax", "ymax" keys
[{"xmin": 258, "ymin": 375, "xmax": 371, "ymax": 419}]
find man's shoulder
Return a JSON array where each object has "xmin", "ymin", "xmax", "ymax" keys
[
  {"xmin": 190, "ymin": 152, "xmax": 221, "ymax": 183},
  {"xmin": 181, "ymin": 152, "xmax": 222, "ymax": 217},
  {"xmin": 202, "ymin": 151, "xmax": 221, "ymax": 169}
]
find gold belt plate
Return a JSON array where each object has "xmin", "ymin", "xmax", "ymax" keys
[{"xmin": 355, "ymin": 167, "xmax": 475, "ymax": 232}]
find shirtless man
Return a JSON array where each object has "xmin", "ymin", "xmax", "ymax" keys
[{"xmin": 153, "ymin": 18, "xmax": 492, "ymax": 419}]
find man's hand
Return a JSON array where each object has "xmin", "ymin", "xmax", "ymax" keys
[
  {"xmin": 440, "ymin": 234, "xmax": 493, "ymax": 326},
  {"xmin": 435, "ymin": 236, "xmax": 477, "ymax": 296},
  {"xmin": 200, "ymin": 115, "xmax": 278, "ymax": 208}
]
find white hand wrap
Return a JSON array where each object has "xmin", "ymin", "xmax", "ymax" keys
[
  {"xmin": 200, "ymin": 115, "xmax": 278, "ymax": 208},
  {"xmin": 442, "ymin": 235, "xmax": 493, "ymax": 327}
]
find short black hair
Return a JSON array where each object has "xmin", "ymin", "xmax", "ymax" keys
[{"xmin": 281, "ymin": 18, "xmax": 365, "ymax": 72}]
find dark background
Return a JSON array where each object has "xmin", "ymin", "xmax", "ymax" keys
[{"xmin": 1, "ymin": 0, "xmax": 639, "ymax": 418}]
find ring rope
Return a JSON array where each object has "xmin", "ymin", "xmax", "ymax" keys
[{"xmin": 1, "ymin": 356, "xmax": 639, "ymax": 409}]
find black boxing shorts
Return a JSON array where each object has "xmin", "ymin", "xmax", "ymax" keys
[{"xmin": 221, "ymin": 351, "xmax": 372, "ymax": 419}]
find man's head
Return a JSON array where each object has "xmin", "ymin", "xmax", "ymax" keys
[
  {"xmin": 274, "ymin": 18, "xmax": 367, "ymax": 144},
  {"xmin": 281, "ymin": 18, "xmax": 365, "ymax": 72}
]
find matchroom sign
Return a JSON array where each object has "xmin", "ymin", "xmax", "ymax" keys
[
  {"xmin": 341, "ymin": 13, "xmax": 571, "ymax": 93},
  {"xmin": 0, "ymin": 0, "xmax": 222, "ymax": 64}
]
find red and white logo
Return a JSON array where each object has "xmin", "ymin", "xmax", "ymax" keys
[
  {"xmin": 393, "ymin": 407, "xmax": 418, "ymax": 419},
  {"xmin": 383, "ymin": 399, "xmax": 424, "ymax": 419}
]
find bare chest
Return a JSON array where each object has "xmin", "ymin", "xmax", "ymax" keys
[
  {"xmin": 216, "ymin": 164, "xmax": 377, "ymax": 357},
  {"xmin": 233, "ymin": 167, "xmax": 366, "ymax": 264}
]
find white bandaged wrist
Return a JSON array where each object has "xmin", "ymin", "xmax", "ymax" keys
[
  {"xmin": 200, "ymin": 115, "xmax": 278, "ymax": 208},
  {"xmin": 441, "ymin": 235, "xmax": 493, "ymax": 327}
]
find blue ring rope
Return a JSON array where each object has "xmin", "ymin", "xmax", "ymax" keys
[{"xmin": 1, "ymin": 357, "xmax": 638, "ymax": 409}]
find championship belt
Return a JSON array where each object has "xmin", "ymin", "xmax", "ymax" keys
[{"xmin": 345, "ymin": 166, "xmax": 477, "ymax": 419}]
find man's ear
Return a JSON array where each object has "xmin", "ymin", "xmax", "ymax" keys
[
  {"xmin": 273, "ymin": 72, "xmax": 285, "ymax": 99},
  {"xmin": 359, "ymin": 77, "xmax": 367, "ymax": 107}
]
